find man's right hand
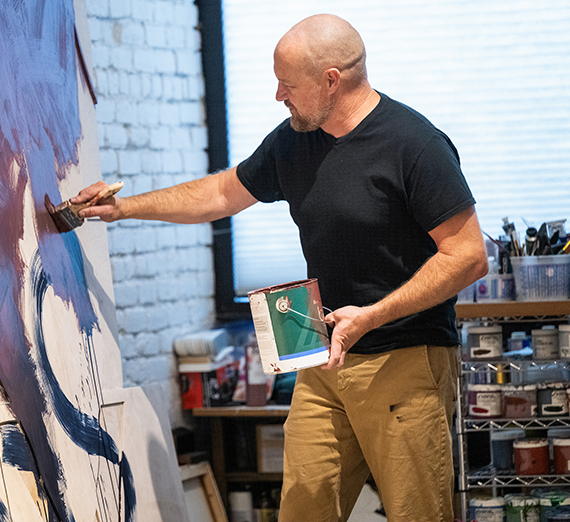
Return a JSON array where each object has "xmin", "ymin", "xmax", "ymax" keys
[{"xmin": 71, "ymin": 181, "xmax": 124, "ymax": 222}]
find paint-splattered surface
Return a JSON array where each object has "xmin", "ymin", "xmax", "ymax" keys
[{"xmin": 0, "ymin": 0, "xmax": 134, "ymax": 520}]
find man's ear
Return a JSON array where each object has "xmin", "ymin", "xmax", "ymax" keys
[{"xmin": 325, "ymin": 68, "xmax": 341, "ymax": 92}]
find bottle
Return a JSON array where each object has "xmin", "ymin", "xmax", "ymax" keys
[{"xmin": 246, "ymin": 334, "xmax": 267, "ymax": 407}]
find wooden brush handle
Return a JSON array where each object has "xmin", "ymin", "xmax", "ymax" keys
[{"xmin": 80, "ymin": 182, "xmax": 124, "ymax": 209}]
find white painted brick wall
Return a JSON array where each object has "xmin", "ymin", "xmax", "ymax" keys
[{"xmin": 85, "ymin": 0, "xmax": 213, "ymax": 428}]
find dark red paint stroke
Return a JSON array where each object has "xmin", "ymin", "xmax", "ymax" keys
[{"xmin": 0, "ymin": 0, "xmax": 101, "ymax": 519}]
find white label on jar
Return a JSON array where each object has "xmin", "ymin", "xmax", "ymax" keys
[
  {"xmin": 533, "ymin": 336, "xmax": 559, "ymax": 359},
  {"xmin": 471, "ymin": 334, "xmax": 502, "ymax": 358},
  {"xmin": 471, "ymin": 507, "xmax": 504, "ymax": 522},
  {"xmin": 469, "ymin": 392, "xmax": 501, "ymax": 417},
  {"xmin": 540, "ymin": 389, "xmax": 569, "ymax": 416}
]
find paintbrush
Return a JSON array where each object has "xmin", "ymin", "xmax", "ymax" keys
[{"xmin": 46, "ymin": 182, "xmax": 124, "ymax": 233}]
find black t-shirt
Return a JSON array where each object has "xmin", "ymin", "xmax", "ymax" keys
[{"xmin": 237, "ymin": 93, "xmax": 475, "ymax": 354}]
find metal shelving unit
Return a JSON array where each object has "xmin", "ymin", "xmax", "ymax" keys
[{"xmin": 455, "ymin": 301, "xmax": 570, "ymax": 521}]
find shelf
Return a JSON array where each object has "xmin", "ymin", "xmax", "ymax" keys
[
  {"xmin": 462, "ymin": 416, "xmax": 570, "ymax": 432},
  {"xmin": 192, "ymin": 405, "xmax": 290, "ymax": 417},
  {"xmin": 466, "ymin": 468, "xmax": 570, "ymax": 489},
  {"xmin": 456, "ymin": 300, "xmax": 570, "ymax": 322},
  {"xmin": 461, "ymin": 359, "xmax": 570, "ymax": 374}
]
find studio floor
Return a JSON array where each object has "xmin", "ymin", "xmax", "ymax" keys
[{"xmin": 347, "ymin": 484, "xmax": 387, "ymax": 522}]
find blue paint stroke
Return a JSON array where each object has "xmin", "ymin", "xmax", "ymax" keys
[
  {"xmin": 31, "ymin": 250, "xmax": 136, "ymax": 521},
  {"xmin": 0, "ymin": 500, "xmax": 9, "ymax": 522},
  {"xmin": 0, "ymin": 423, "xmax": 60, "ymax": 522}
]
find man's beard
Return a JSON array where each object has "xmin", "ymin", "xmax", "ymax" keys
[{"xmin": 288, "ymin": 98, "xmax": 334, "ymax": 133}]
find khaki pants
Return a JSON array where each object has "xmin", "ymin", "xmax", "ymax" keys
[{"xmin": 278, "ymin": 345, "xmax": 458, "ymax": 522}]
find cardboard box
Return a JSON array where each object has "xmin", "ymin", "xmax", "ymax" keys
[
  {"xmin": 256, "ymin": 424, "xmax": 284, "ymax": 473},
  {"xmin": 179, "ymin": 356, "xmax": 239, "ymax": 409}
]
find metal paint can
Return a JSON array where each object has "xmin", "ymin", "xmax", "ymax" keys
[
  {"xmin": 469, "ymin": 496, "xmax": 505, "ymax": 522},
  {"xmin": 505, "ymin": 494, "xmax": 540, "ymax": 522},
  {"xmin": 248, "ymin": 279, "xmax": 330, "ymax": 374},
  {"xmin": 468, "ymin": 325, "xmax": 503, "ymax": 359}
]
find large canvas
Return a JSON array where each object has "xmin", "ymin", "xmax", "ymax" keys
[{"xmin": 0, "ymin": 1, "xmax": 188, "ymax": 521}]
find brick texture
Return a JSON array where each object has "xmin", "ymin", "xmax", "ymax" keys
[{"xmin": 85, "ymin": 0, "xmax": 212, "ymax": 428}]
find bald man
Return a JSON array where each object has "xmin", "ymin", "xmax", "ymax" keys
[{"xmin": 76, "ymin": 14, "xmax": 488, "ymax": 522}]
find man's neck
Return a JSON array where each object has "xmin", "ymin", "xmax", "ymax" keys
[{"xmin": 322, "ymin": 88, "xmax": 380, "ymax": 138}]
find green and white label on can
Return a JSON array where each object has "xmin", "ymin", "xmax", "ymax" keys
[{"xmin": 248, "ymin": 279, "xmax": 330, "ymax": 374}]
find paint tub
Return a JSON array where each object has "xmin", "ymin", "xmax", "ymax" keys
[
  {"xmin": 560, "ymin": 325, "xmax": 570, "ymax": 359},
  {"xmin": 537, "ymin": 383, "xmax": 568, "ymax": 417},
  {"xmin": 491, "ymin": 429, "xmax": 525, "ymax": 471},
  {"xmin": 502, "ymin": 384, "xmax": 537, "ymax": 418},
  {"xmin": 531, "ymin": 489, "xmax": 570, "ymax": 522},
  {"xmin": 248, "ymin": 279, "xmax": 330, "ymax": 374},
  {"xmin": 468, "ymin": 325, "xmax": 503, "ymax": 359},
  {"xmin": 469, "ymin": 496, "xmax": 505, "ymax": 522},
  {"xmin": 532, "ymin": 328, "xmax": 560, "ymax": 360},
  {"xmin": 553, "ymin": 439, "xmax": 570, "ymax": 474},
  {"xmin": 547, "ymin": 507, "xmax": 570, "ymax": 521},
  {"xmin": 505, "ymin": 494, "xmax": 540, "ymax": 522},
  {"xmin": 468, "ymin": 384, "xmax": 502, "ymax": 418},
  {"xmin": 513, "ymin": 439, "xmax": 550, "ymax": 475}
]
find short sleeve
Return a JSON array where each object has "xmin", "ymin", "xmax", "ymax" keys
[
  {"xmin": 236, "ymin": 123, "xmax": 287, "ymax": 203},
  {"xmin": 406, "ymin": 133, "xmax": 476, "ymax": 232}
]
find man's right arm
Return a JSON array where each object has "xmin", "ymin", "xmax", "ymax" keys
[{"xmin": 74, "ymin": 167, "xmax": 258, "ymax": 224}]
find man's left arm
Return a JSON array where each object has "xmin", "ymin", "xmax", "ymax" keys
[{"xmin": 323, "ymin": 205, "xmax": 489, "ymax": 369}]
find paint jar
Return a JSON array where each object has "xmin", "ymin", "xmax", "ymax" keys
[
  {"xmin": 532, "ymin": 328, "xmax": 560, "ymax": 360},
  {"xmin": 469, "ymin": 496, "xmax": 505, "ymax": 522},
  {"xmin": 559, "ymin": 325, "xmax": 570, "ymax": 359},
  {"xmin": 491, "ymin": 429, "xmax": 525, "ymax": 471},
  {"xmin": 513, "ymin": 439, "xmax": 550, "ymax": 475},
  {"xmin": 553, "ymin": 439, "xmax": 570, "ymax": 474},
  {"xmin": 468, "ymin": 325, "xmax": 503, "ymax": 360},
  {"xmin": 532, "ymin": 489, "xmax": 570, "ymax": 522},
  {"xmin": 468, "ymin": 384, "xmax": 502, "ymax": 418},
  {"xmin": 537, "ymin": 383, "xmax": 568, "ymax": 417},
  {"xmin": 547, "ymin": 507, "xmax": 570, "ymax": 522},
  {"xmin": 546, "ymin": 506, "xmax": 570, "ymax": 522},
  {"xmin": 502, "ymin": 384, "xmax": 537, "ymax": 418},
  {"xmin": 505, "ymin": 494, "xmax": 540, "ymax": 522}
]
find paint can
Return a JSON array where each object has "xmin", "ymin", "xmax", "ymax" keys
[
  {"xmin": 469, "ymin": 496, "xmax": 505, "ymax": 522},
  {"xmin": 468, "ymin": 384, "xmax": 502, "ymax": 418},
  {"xmin": 547, "ymin": 507, "xmax": 570, "ymax": 522},
  {"xmin": 537, "ymin": 383, "xmax": 568, "ymax": 417},
  {"xmin": 531, "ymin": 489, "xmax": 570, "ymax": 522},
  {"xmin": 491, "ymin": 429, "xmax": 525, "ymax": 471},
  {"xmin": 467, "ymin": 325, "xmax": 503, "ymax": 359},
  {"xmin": 502, "ymin": 384, "xmax": 537, "ymax": 418},
  {"xmin": 553, "ymin": 438, "xmax": 570, "ymax": 474},
  {"xmin": 559, "ymin": 325, "xmax": 570, "ymax": 359},
  {"xmin": 532, "ymin": 328, "xmax": 560, "ymax": 360},
  {"xmin": 505, "ymin": 494, "xmax": 540, "ymax": 522},
  {"xmin": 248, "ymin": 279, "xmax": 330, "ymax": 374},
  {"xmin": 513, "ymin": 439, "xmax": 550, "ymax": 475}
]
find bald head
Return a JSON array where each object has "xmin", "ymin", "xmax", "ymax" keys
[{"xmin": 275, "ymin": 14, "xmax": 367, "ymax": 86}]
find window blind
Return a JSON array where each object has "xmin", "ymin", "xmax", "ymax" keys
[{"xmin": 222, "ymin": 0, "xmax": 570, "ymax": 298}]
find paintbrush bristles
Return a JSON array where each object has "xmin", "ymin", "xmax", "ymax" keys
[{"xmin": 47, "ymin": 181, "xmax": 124, "ymax": 233}]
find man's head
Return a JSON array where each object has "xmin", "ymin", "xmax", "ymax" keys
[{"xmin": 274, "ymin": 14, "xmax": 368, "ymax": 133}]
